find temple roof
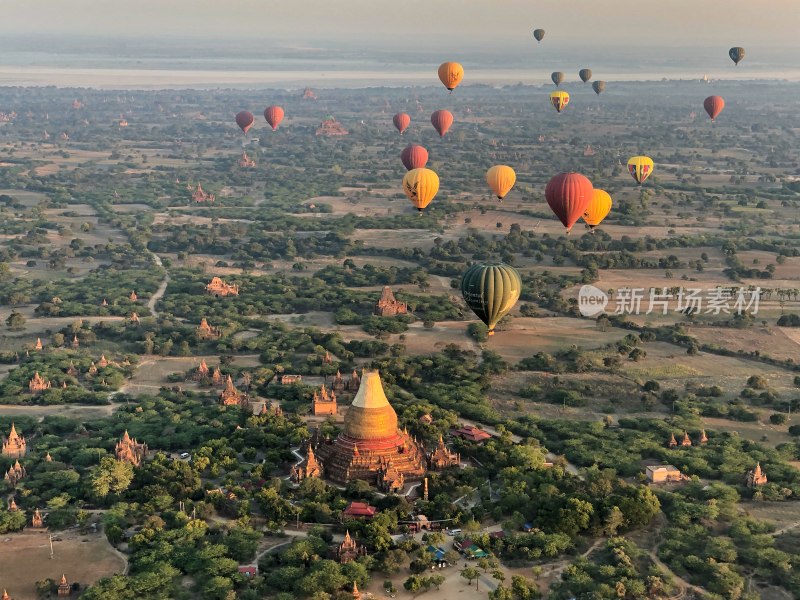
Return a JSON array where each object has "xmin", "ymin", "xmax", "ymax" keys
[
  {"xmin": 344, "ymin": 371, "xmax": 399, "ymax": 440},
  {"xmin": 351, "ymin": 371, "xmax": 390, "ymax": 410}
]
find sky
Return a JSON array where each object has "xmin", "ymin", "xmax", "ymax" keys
[{"xmin": 0, "ymin": 0, "xmax": 797, "ymax": 51}]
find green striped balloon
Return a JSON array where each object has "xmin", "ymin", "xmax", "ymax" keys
[{"xmin": 460, "ymin": 263, "xmax": 522, "ymax": 336}]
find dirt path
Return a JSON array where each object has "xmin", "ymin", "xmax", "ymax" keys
[
  {"xmin": 650, "ymin": 543, "xmax": 707, "ymax": 599},
  {"xmin": 146, "ymin": 251, "xmax": 168, "ymax": 320}
]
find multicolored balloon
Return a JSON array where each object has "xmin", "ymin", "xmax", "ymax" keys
[
  {"xmin": 627, "ymin": 156, "xmax": 654, "ymax": 185},
  {"xmin": 550, "ymin": 91, "xmax": 570, "ymax": 113},
  {"xmin": 729, "ymin": 47, "xmax": 745, "ymax": 65},
  {"xmin": 533, "ymin": 29, "xmax": 545, "ymax": 43}
]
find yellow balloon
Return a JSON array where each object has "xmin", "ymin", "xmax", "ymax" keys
[
  {"xmin": 438, "ymin": 62, "xmax": 464, "ymax": 91},
  {"xmin": 402, "ymin": 168, "xmax": 440, "ymax": 212},
  {"xmin": 627, "ymin": 156, "xmax": 654, "ymax": 185},
  {"xmin": 549, "ymin": 90, "xmax": 570, "ymax": 113},
  {"xmin": 582, "ymin": 189, "xmax": 612, "ymax": 228},
  {"xmin": 486, "ymin": 165, "xmax": 517, "ymax": 200}
]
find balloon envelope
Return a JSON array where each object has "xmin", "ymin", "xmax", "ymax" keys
[
  {"xmin": 533, "ymin": 28, "xmax": 545, "ymax": 42},
  {"xmin": 579, "ymin": 68, "xmax": 592, "ymax": 83},
  {"xmin": 438, "ymin": 62, "xmax": 464, "ymax": 91},
  {"xmin": 402, "ymin": 168, "xmax": 440, "ymax": 211},
  {"xmin": 592, "ymin": 81, "xmax": 606, "ymax": 95},
  {"xmin": 236, "ymin": 111, "xmax": 255, "ymax": 134},
  {"xmin": 549, "ymin": 91, "xmax": 570, "ymax": 113},
  {"xmin": 461, "ymin": 263, "xmax": 522, "ymax": 336},
  {"xmin": 430, "ymin": 110, "xmax": 454, "ymax": 137},
  {"xmin": 263, "ymin": 106, "xmax": 284, "ymax": 131},
  {"xmin": 545, "ymin": 172, "xmax": 594, "ymax": 231},
  {"xmin": 729, "ymin": 47, "xmax": 745, "ymax": 65},
  {"xmin": 393, "ymin": 112, "xmax": 411, "ymax": 134},
  {"xmin": 486, "ymin": 165, "xmax": 517, "ymax": 200},
  {"xmin": 627, "ymin": 156, "xmax": 654, "ymax": 185},
  {"xmin": 703, "ymin": 96, "xmax": 725, "ymax": 121},
  {"xmin": 583, "ymin": 189, "xmax": 613, "ymax": 228},
  {"xmin": 551, "ymin": 71, "xmax": 565, "ymax": 86},
  {"xmin": 400, "ymin": 144, "xmax": 429, "ymax": 171}
]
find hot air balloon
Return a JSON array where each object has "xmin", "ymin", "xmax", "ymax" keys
[
  {"xmin": 729, "ymin": 47, "xmax": 745, "ymax": 65},
  {"xmin": 235, "ymin": 111, "xmax": 255, "ymax": 134},
  {"xmin": 627, "ymin": 156, "xmax": 654, "ymax": 185},
  {"xmin": 393, "ymin": 112, "xmax": 411, "ymax": 134},
  {"xmin": 402, "ymin": 168, "xmax": 440, "ymax": 212},
  {"xmin": 545, "ymin": 172, "xmax": 594, "ymax": 232},
  {"xmin": 582, "ymin": 189, "xmax": 612, "ymax": 230},
  {"xmin": 430, "ymin": 110, "xmax": 454, "ymax": 137},
  {"xmin": 486, "ymin": 165, "xmax": 517, "ymax": 200},
  {"xmin": 533, "ymin": 29, "xmax": 545, "ymax": 43},
  {"xmin": 438, "ymin": 62, "xmax": 464, "ymax": 92},
  {"xmin": 551, "ymin": 71, "xmax": 565, "ymax": 86},
  {"xmin": 549, "ymin": 91, "xmax": 570, "ymax": 113},
  {"xmin": 579, "ymin": 68, "xmax": 593, "ymax": 83},
  {"xmin": 592, "ymin": 81, "xmax": 606, "ymax": 95},
  {"xmin": 263, "ymin": 106, "xmax": 284, "ymax": 131},
  {"xmin": 400, "ymin": 144, "xmax": 429, "ymax": 171},
  {"xmin": 460, "ymin": 263, "xmax": 522, "ymax": 336},
  {"xmin": 703, "ymin": 95, "xmax": 725, "ymax": 122}
]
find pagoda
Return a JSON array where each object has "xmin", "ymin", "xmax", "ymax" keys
[
  {"xmin": 667, "ymin": 433, "xmax": 677, "ymax": 448},
  {"xmin": 746, "ymin": 463, "xmax": 768, "ymax": 488},
  {"xmin": 680, "ymin": 431, "xmax": 692, "ymax": 447},
  {"xmin": 66, "ymin": 362, "xmax": 78, "ymax": 377},
  {"xmin": 219, "ymin": 375, "xmax": 247, "ymax": 407},
  {"xmin": 374, "ymin": 286, "xmax": 407, "ymax": 316},
  {"xmin": 315, "ymin": 371, "xmax": 426, "ymax": 492},
  {"xmin": 211, "ymin": 367, "xmax": 224, "ymax": 386},
  {"xmin": 315, "ymin": 116, "xmax": 348, "ymax": 137},
  {"xmin": 8, "ymin": 498, "xmax": 18, "ymax": 511},
  {"xmin": 192, "ymin": 184, "xmax": 215, "ymax": 203},
  {"xmin": 194, "ymin": 359, "xmax": 210, "ymax": 380},
  {"xmin": 4, "ymin": 460, "xmax": 26, "ymax": 486},
  {"xmin": 427, "ymin": 435, "xmax": 460, "ymax": 470},
  {"xmin": 97, "ymin": 355, "xmax": 109, "ymax": 368},
  {"xmin": 302, "ymin": 88, "xmax": 317, "ymax": 100},
  {"xmin": 129, "ymin": 312, "xmax": 140, "ymax": 325},
  {"xmin": 312, "ymin": 385, "xmax": 338, "ymax": 416},
  {"xmin": 698, "ymin": 430, "xmax": 708, "ymax": 445},
  {"xmin": 196, "ymin": 318, "xmax": 221, "ymax": 339},
  {"xmin": 335, "ymin": 531, "xmax": 365, "ymax": 564},
  {"xmin": 115, "ymin": 431, "xmax": 147, "ymax": 467},
  {"xmin": 129, "ymin": 290, "xmax": 137, "ymax": 301},
  {"xmin": 31, "ymin": 508, "xmax": 44, "ymax": 528},
  {"xmin": 206, "ymin": 277, "xmax": 239, "ymax": 297},
  {"xmin": 58, "ymin": 574, "xmax": 71, "ymax": 597},
  {"xmin": 71, "ymin": 335, "xmax": 80, "ymax": 349},
  {"xmin": 35, "ymin": 338, "xmax": 43, "ymax": 351},
  {"xmin": 278, "ymin": 374, "xmax": 302, "ymax": 385},
  {"xmin": 238, "ymin": 151, "xmax": 256, "ymax": 168},
  {"xmin": 2, "ymin": 424, "xmax": 27, "ymax": 458},
  {"xmin": 29, "ymin": 372, "xmax": 52, "ymax": 394},
  {"xmin": 291, "ymin": 444, "xmax": 322, "ymax": 482}
]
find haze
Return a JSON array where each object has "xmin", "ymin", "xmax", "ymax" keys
[{"xmin": 1, "ymin": 0, "xmax": 798, "ymax": 51}]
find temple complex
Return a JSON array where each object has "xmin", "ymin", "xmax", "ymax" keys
[
  {"xmin": 29, "ymin": 372, "xmax": 52, "ymax": 394},
  {"xmin": 206, "ymin": 277, "xmax": 239, "ymax": 297},
  {"xmin": 427, "ymin": 435, "xmax": 460, "ymax": 470},
  {"xmin": 302, "ymin": 88, "xmax": 317, "ymax": 100},
  {"xmin": 315, "ymin": 371, "xmax": 426, "ymax": 492},
  {"xmin": 192, "ymin": 183, "xmax": 216, "ymax": 202},
  {"xmin": 219, "ymin": 376, "xmax": 247, "ymax": 407},
  {"xmin": 746, "ymin": 463, "xmax": 768, "ymax": 487},
  {"xmin": 315, "ymin": 116, "xmax": 348, "ymax": 136},
  {"xmin": 194, "ymin": 359, "xmax": 210, "ymax": 380},
  {"xmin": 2, "ymin": 424, "xmax": 27, "ymax": 458},
  {"xmin": 291, "ymin": 444, "xmax": 322, "ymax": 482},
  {"xmin": 278, "ymin": 374, "xmax": 302, "ymax": 385},
  {"xmin": 374, "ymin": 286, "xmax": 407, "ymax": 316},
  {"xmin": 58, "ymin": 575, "xmax": 71, "ymax": 597},
  {"xmin": 331, "ymin": 370, "xmax": 360, "ymax": 394},
  {"xmin": 335, "ymin": 531, "xmax": 366, "ymax": 564},
  {"xmin": 115, "ymin": 431, "xmax": 147, "ymax": 467},
  {"xmin": 312, "ymin": 385, "xmax": 338, "ymax": 416},
  {"xmin": 4, "ymin": 460, "xmax": 26, "ymax": 486},
  {"xmin": 238, "ymin": 151, "xmax": 256, "ymax": 167},
  {"xmin": 196, "ymin": 318, "xmax": 221, "ymax": 339}
]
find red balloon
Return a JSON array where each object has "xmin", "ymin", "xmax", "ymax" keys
[
  {"xmin": 703, "ymin": 96, "xmax": 725, "ymax": 122},
  {"xmin": 545, "ymin": 172, "xmax": 594, "ymax": 232},
  {"xmin": 236, "ymin": 110, "xmax": 255, "ymax": 134},
  {"xmin": 400, "ymin": 144, "xmax": 429, "ymax": 171},
  {"xmin": 264, "ymin": 106, "xmax": 285, "ymax": 130},
  {"xmin": 393, "ymin": 112, "xmax": 411, "ymax": 134},
  {"xmin": 430, "ymin": 110, "xmax": 454, "ymax": 137}
]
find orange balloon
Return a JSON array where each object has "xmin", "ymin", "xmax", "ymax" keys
[{"xmin": 438, "ymin": 62, "xmax": 464, "ymax": 92}]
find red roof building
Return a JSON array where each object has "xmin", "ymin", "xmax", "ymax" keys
[
  {"xmin": 342, "ymin": 501, "xmax": 378, "ymax": 520},
  {"xmin": 451, "ymin": 425, "xmax": 492, "ymax": 443},
  {"xmin": 238, "ymin": 566, "xmax": 258, "ymax": 578}
]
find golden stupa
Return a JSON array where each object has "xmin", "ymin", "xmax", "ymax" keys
[{"xmin": 315, "ymin": 371, "xmax": 426, "ymax": 492}]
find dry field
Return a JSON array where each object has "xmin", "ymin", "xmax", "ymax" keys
[
  {"xmin": 0, "ymin": 530, "xmax": 126, "ymax": 600},
  {"xmin": 701, "ymin": 416, "xmax": 794, "ymax": 448},
  {"xmin": 689, "ymin": 325, "xmax": 800, "ymax": 363},
  {"xmin": 123, "ymin": 354, "xmax": 262, "ymax": 394}
]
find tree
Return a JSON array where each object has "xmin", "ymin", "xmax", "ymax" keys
[
  {"xmin": 461, "ymin": 567, "xmax": 481, "ymax": 590},
  {"xmin": 403, "ymin": 575, "xmax": 422, "ymax": 593},
  {"xmin": 90, "ymin": 457, "xmax": 134, "ymax": 500},
  {"xmin": 6, "ymin": 311, "xmax": 25, "ymax": 331},
  {"xmin": 769, "ymin": 413, "xmax": 787, "ymax": 425}
]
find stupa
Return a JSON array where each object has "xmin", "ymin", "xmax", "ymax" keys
[{"xmin": 315, "ymin": 371, "xmax": 425, "ymax": 492}]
